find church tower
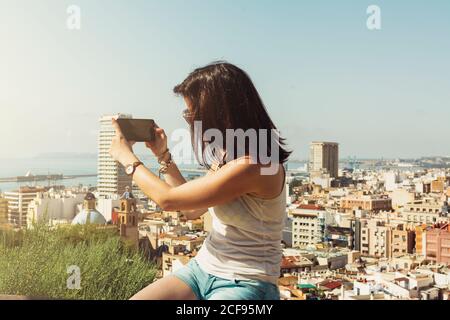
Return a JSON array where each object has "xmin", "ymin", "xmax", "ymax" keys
[
  {"xmin": 117, "ymin": 188, "xmax": 139, "ymax": 247},
  {"xmin": 83, "ymin": 192, "xmax": 97, "ymax": 211},
  {"xmin": 118, "ymin": 198, "xmax": 138, "ymax": 229}
]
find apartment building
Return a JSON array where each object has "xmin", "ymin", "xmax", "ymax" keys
[
  {"xmin": 416, "ymin": 182, "xmax": 432, "ymax": 194},
  {"xmin": 402, "ymin": 199, "xmax": 448, "ymax": 226},
  {"xmin": 389, "ymin": 189, "xmax": 416, "ymax": 210},
  {"xmin": 431, "ymin": 180, "xmax": 445, "ymax": 193},
  {"xmin": 27, "ymin": 192, "xmax": 85, "ymax": 227},
  {"xmin": 360, "ymin": 220, "xmax": 414, "ymax": 258},
  {"xmin": 391, "ymin": 228, "xmax": 416, "ymax": 258},
  {"xmin": 309, "ymin": 142, "xmax": 339, "ymax": 179},
  {"xmin": 360, "ymin": 220, "xmax": 391, "ymax": 258},
  {"xmin": 158, "ymin": 234, "xmax": 205, "ymax": 253},
  {"xmin": 97, "ymin": 114, "xmax": 133, "ymax": 198},
  {"xmin": 425, "ymin": 224, "xmax": 450, "ymax": 266},
  {"xmin": 340, "ymin": 195, "xmax": 392, "ymax": 213},
  {"xmin": 415, "ymin": 225, "xmax": 429, "ymax": 256},
  {"xmin": 325, "ymin": 225, "xmax": 354, "ymax": 249},
  {"xmin": 4, "ymin": 187, "xmax": 45, "ymax": 228},
  {"xmin": 384, "ymin": 171, "xmax": 401, "ymax": 192},
  {"xmin": 290, "ymin": 204, "xmax": 332, "ymax": 248}
]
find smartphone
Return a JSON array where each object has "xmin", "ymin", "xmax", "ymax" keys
[{"xmin": 116, "ymin": 119, "xmax": 156, "ymax": 142}]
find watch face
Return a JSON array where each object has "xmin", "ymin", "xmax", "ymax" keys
[{"xmin": 125, "ymin": 165, "xmax": 133, "ymax": 175}]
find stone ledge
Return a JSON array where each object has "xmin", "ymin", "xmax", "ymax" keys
[{"xmin": 0, "ymin": 295, "xmax": 50, "ymax": 300}]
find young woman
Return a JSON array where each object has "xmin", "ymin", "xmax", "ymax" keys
[{"xmin": 109, "ymin": 62, "xmax": 291, "ymax": 300}]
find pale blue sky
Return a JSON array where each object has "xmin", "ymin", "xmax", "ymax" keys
[{"xmin": 0, "ymin": 0, "xmax": 449, "ymax": 160}]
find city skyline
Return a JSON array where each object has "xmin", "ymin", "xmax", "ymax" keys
[
  {"xmin": 2, "ymin": 0, "xmax": 450, "ymax": 304},
  {"xmin": 1, "ymin": 1, "xmax": 450, "ymax": 159},
  {"xmin": 3, "ymin": 149, "xmax": 450, "ymax": 163}
]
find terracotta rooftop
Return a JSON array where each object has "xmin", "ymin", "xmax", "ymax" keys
[
  {"xmin": 319, "ymin": 280, "xmax": 342, "ymax": 290},
  {"xmin": 278, "ymin": 276, "xmax": 298, "ymax": 287},
  {"xmin": 297, "ymin": 204, "xmax": 325, "ymax": 210},
  {"xmin": 281, "ymin": 256, "xmax": 313, "ymax": 268}
]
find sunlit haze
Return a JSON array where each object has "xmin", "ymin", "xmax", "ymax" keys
[{"xmin": 1, "ymin": 0, "xmax": 449, "ymax": 159}]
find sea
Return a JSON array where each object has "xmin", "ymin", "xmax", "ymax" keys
[
  {"xmin": 0, "ymin": 155, "xmax": 306, "ymax": 193},
  {"xmin": 0, "ymin": 156, "xmax": 98, "ymax": 192}
]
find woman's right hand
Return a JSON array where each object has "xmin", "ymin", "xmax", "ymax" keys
[{"xmin": 145, "ymin": 125, "xmax": 168, "ymax": 160}]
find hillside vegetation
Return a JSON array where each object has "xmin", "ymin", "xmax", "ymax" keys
[{"xmin": 0, "ymin": 224, "xmax": 157, "ymax": 300}]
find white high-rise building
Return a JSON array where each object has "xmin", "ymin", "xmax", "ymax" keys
[{"xmin": 98, "ymin": 114, "xmax": 133, "ymax": 198}]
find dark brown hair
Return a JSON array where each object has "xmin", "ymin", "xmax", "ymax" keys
[{"xmin": 174, "ymin": 61, "xmax": 291, "ymax": 169}]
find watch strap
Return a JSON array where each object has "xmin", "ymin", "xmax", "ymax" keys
[{"xmin": 129, "ymin": 161, "xmax": 143, "ymax": 175}]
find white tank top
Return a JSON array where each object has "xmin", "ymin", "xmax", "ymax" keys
[{"xmin": 195, "ymin": 173, "xmax": 286, "ymax": 285}]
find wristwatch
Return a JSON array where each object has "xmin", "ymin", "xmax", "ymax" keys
[{"xmin": 125, "ymin": 161, "xmax": 143, "ymax": 176}]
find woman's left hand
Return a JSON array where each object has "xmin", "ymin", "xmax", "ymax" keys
[{"xmin": 109, "ymin": 119, "xmax": 138, "ymax": 166}]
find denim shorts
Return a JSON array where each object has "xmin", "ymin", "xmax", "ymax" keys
[{"xmin": 172, "ymin": 258, "xmax": 280, "ymax": 300}]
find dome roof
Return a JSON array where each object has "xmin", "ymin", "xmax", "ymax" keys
[{"xmin": 72, "ymin": 209, "xmax": 107, "ymax": 225}]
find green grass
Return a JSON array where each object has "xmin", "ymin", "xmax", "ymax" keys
[{"xmin": 0, "ymin": 224, "xmax": 157, "ymax": 300}]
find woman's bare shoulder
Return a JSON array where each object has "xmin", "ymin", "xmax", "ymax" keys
[{"xmin": 218, "ymin": 157, "xmax": 284, "ymax": 197}]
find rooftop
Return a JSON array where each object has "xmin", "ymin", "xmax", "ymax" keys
[
  {"xmin": 281, "ymin": 256, "xmax": 313, "ymax": 269},
  {"xmin": 296, "ymin": 204, "xmax": 325, "ymax": 210}
]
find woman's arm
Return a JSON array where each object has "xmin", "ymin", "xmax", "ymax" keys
[
  {"xmin": 144, "ymin": 125, "xmax": 209, "ymax": 218},
  {"xmin": 144, "ymin": 127, "xmax": 186, "ymax": 188},
  {"xmin": 160, "ymin": 161, "xmax": 186, "ymax": 187},
  {"xmin": 118, "ymin": 153, "xmax": 260, "ymax": 212},
  {"xmin": 109, "ymin": 119, "xmax": 261, "ymax": 212},
  {"xmin": 179, "ymin": 170, "xmax": 216, "ymax": 220}
]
